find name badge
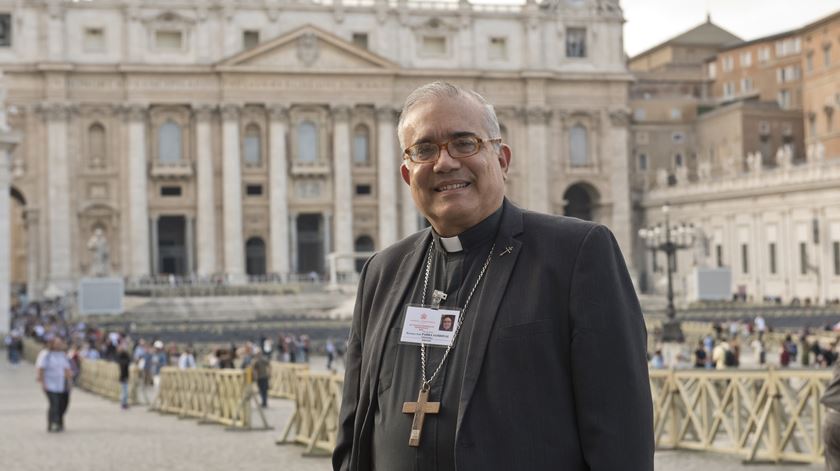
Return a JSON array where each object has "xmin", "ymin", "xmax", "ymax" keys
[{"xmin": 400, "ymin": 304, "xmax": 460, "ymax": 347}]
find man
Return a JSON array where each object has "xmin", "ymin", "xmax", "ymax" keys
[
  {"xmin": 115, "ymin": 341, "xmax": 132, "ymax": 410},
  {"xmin": 333, "ymin": 82, "xmax": 653, "ymax": 470},
  {"xmin": 36, "ymin": 337, "xmax": 73, "ymax": 432},
  {"xmin": 252, "ymin": 349, "xmax": 271, "ymax": 408}
]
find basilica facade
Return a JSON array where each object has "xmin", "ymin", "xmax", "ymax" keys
[{"xmin": 0, "ymin": 0, "xmax": 633, "ymax": 297}]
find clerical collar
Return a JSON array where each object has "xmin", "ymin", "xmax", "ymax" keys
[{"xmin": 432, "ymin": 204, "xmax": 503, "ymax": 253}]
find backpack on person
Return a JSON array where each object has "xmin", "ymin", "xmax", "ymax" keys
[{"xmin": 724, "ymin": 349, "xmax": 737, "ymax": 367}]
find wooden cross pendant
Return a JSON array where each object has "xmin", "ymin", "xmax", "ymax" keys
[{"xmin": 402, "ymin": 386, "xmax": 440, "ymax": 447}]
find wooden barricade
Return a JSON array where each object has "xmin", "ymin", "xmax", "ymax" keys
[
  {"xmin": 651, "ymin": 368, "xmax": 832, "ymax": 464},
  {"xmin": 21, "ymin": 337, "xmax": 41, "ymax": 363},
  {"xmin": 277, "ymin": 371, "xmax": 344, "ymax": 455},
  {"xmin": 153, "ymin": 367, "xmax": 269, "ymax": 430},
  {"xmin": 268, "ymin": 362, "xmax": 310, "ymax": 400},
  {"xmin": 76, "ymin": 358, "xmax": 140, "ymax": 405}
]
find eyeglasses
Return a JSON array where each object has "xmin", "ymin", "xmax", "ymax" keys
[{"xmin": 402, "ymin": 135, "xmax": 502, "ymax": 164}]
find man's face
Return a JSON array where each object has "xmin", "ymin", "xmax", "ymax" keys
[
  {"xmin": 442, "ymin": 317, "xmax": 453, "ymax": 331},
  {"xmin": 400, "ymin": 95, "xmax": 511, "ymax": 237}
]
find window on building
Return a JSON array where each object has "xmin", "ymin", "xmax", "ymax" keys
[
  {"xmin": 297, "ymin": 121, "xmax": 318, "ymax": 163},
  {"xmin": 155, "ymin": 30, "xmax": 183, "ymax": 52},
  {"xmin": 84, "ymin": 28, "xmax": 105, "ymax": 53},
  {"xmin": 671, "ymin": 132, "xmax": 685, "ymax": 144},
  {"xmin": 244, "ymin": 123, "xmax": 262, "ymax": 165},
  {"xmin": 489, "ymin": 37, "xmax": 507, "ymax": 60},
  {"xmin": 741, "ymin": 244, "xmax": 749, "ymax": 274},
  {"xmin": 0, "ymin": 14, "xmax": 11, "ymax": 47},
  {"xmin": 778, "ymin": 89, "xmax": 791, "ymax": 109},
  {"xmin": 740, "ymin": 51, "xmax": 752, "ymax": 67},
  {"xmin": 354, "ymin": 236, "xmax": 375, "ymax": 272},
  {"xmin": 158, "ymin": 121, "xmax": 182, "ymax": 163},
  {"xmin": 353, "ymin": 124, "xmax": 370, "ymax": 165},
  {"xmin": 160, "ymin": 186, "xmax": 182, "ymax": 197},
  {"xmin": 716, "ymin": 244, "xmax": 723, "ymax": 267},
  {"xmin": 421, "ymin": 35, "xmax": 447, "ymax": 56},
  {"xmin": 807, "ymin": 51, "xmax": 814, "ymax": 72},
  {"xmin": 246, "ymin": 184, "xmax": 263, "ymax": 196},
  {"xmin": 569, "ymin": 125, "xmax": 588, "ymax": 167},
  {"xmin": 723, "ymin": 82, "xmax": 735, "ymax": 98},
  {"xmin": 670, "ymin": 108, "xmax": 682, "ymax": 120},
  {"xmin": 637, "ymin": 153, "xmax": 648, "ymax": 171},
  {"xmin": 809, "ymin": 114, "xmax": 817, "ymax": 136},
  {"xmin": 800, "ymin": 242, "xmax": 808, "ymax": 275},
  {"xmin": 88, "ymin": 123, "xmax": 106, "ymax": 169},
  {"xmin": 769, "ymin": 242, "xmax": 777, "ymax": 274},
  {"xmin": 776, "ymin": 38, "xmax": 801, "ymax": 57},
  {"xmin": 674, "ymin": 153, "xmax": 683, "ymax": 168},
  {"xmin": 708, "ymin": 62, "xmax": 717, "ymax": 79},
  {"xmin": 566, "ymin": 28, "xmax": 586, "ymax": 58},
  {"xmin": 827, "ymin": 110, "xmax": 834, "ymax": 132},
  {"xmin": 825, "ymin": 45, "xmax": 832, "ymax": 68},
  {"xmin": 758, "ymin": 46, "xmax": 770, "ymax": 62},
  {"xmin": 355, "ymin": 184, "xmax": 372, "ymax": 196},
  {"xmin": 243, "ymin": 30, "xmax": 260, "ymax": 50},
  {"xmin": 741, "ymin": 78, "xmax": 753, "ymax": 93},
  {"xmin": 722, "ymin": 55, "xmax": 734, "ymax": 72},
  {"xmin": 245, "ymin": 237, "xmax": 266, "ymax": 276},
  {"xmin": 352, "ymin": 32, "xmax": 368, "ymax": 50},
  {"xmin": 833, "ymin": 241, "xmax": 839, "ymax": 276}
]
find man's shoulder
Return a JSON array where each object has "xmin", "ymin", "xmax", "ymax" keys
[
  {"xmin": 365, "ymin": 230, "xmax": 428, "ymax": 272},
  {"xmin": 518, "ymin": 207, "xmax": 602, "ymax": 244}
]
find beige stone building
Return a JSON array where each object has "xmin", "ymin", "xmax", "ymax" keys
[
  {"xmin": 802, "ymin": 11, "xmax": 840, "ymax": 160},
  {"xmin": 0, "ymin": 0, "xmax": 634, "ymax": 299}
]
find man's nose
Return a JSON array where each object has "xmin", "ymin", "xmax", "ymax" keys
[{"xmin": 433, "ymin": 146, "xmax": 460, "ymax": 172}]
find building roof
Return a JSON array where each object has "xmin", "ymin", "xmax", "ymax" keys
[{"xmin": 630, "ymin": 16, "xmax": 743, "ymax": 61}]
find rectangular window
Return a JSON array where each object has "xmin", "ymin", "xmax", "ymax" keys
[
  {"xmin": 778, "ymin": 89, "xmax": 790, "ymax": 109},
  {"xmin": 825, "ymin": 45, "xmax": 832, "ymax": 68},
  {"xmin": 421, "ymin": 35, "xmax": 447, "ymax": 56},
  {"xmin": 160, "ymin": 186, "xmax": 182, "ymax": 197},
  {"xmin": 566, "ymin": 28, "xmax": 586, "ymax": 58},
  {"xmin": 352, "ymin": 33, "xmax": 368, "ymax": 50},
  {"xmin": 716, "ymin": 244, "xmax": 723, "ymax": 267},
  {"xmin": 740, "ymin": 51, "xmax": 752, "ymax": 67},
  {"xmin": 245, "ymin": 184, "xmax": 263, "ymax": 196},
  {"xmin": 355, "ymin": 184, "xmax": 372, "ymax": 196},
  {"xmin": 708, "ymin": 62, "xmax": 717, "ymax": 79},
  {"xmin": 800, "ymin": 242, "xmax": 808, "ymax": 275},
  {"xmin": 834, "ymin": 241, "xmax": 840, "ymax": 276},
  {"xmin": 723, "ymin": 82, "xmax": 735, "ymax": 98},
  {"xmin": 243, "ymin": 30, "xmax": 260, "ymax": 50},
  {"xmin": 155, "ymin": 30, "xmax": 183, "ymax": 52},
  {"xmin": 741, "ymin": 244, "xmax": 749, "ymax": 274},
  {"xmin": 637, "ymin": 153, "xmax": 648, "ymax": 171},
  {"xmin": 0, "ymin": 14, "xmax": 10, "ymax": 47},
  {"xmin": 740, "ymin": 78, "xmax": 753, "ymax": 92},
  {"xmin": 84, "ymin": 28, "xmax": 105, "ymax": 53},
  {"xmin": 758, "ymin": 46, "xmax": 770, "ymax": 62},
  {"xmin": 807, "ymin": 51, "xmax": 814, "ymax": 72},
  {"xmin": 769, "ymin": 242, "xmax": 777, "ymax": 274},
  {"xmin": 722, "ymin": 56, "xmax": 734, "ymax": 72},
  {"xmin": 489, "ymin": 37, "xmax": 507, "ymax": 60}
]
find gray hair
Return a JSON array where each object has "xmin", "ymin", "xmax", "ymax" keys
[{"xmin": 397, "ymin": 81, "xmax": 501, "ymax": 149}]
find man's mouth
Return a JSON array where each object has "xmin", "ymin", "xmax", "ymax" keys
[{"xmin": 435, "ymin": 182, "xmax": 470, "ymax": 192}]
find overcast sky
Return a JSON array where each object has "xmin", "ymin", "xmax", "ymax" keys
[{"xmin": 622, "ymin": 0, "xmax": 840, "ymax": 57}]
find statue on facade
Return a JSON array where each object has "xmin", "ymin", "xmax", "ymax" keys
[
  {"xmin": 697, "ymin": 160, "xmax": 712, "ymax": 181},
  {"xmin": 656, "ymin": 168, "xmax": 669, "ymax": 188},
  {"xmin": 816, "ymin": 142, "xmax": 826, "ymax": 162},
  {"xmin": 0, "ymin": 71, "xmax": 9, "ymax": 133},
  {"xmin": 87, "ymin": 228, "xmax": 110, "ymax": 277},
  {"xmin": 675, "ymin": 165, "xmax": 689, "ymax": 185},
  {"xmin": 776, "ymin": 146, "xmax": 788, "ymax": 170}
]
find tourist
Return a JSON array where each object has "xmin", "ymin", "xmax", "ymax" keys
[
  {"xmin": 251, "ymin": 350, "xmax": 271, "ymax": 408},
  {"xmin": 115, "ymin": 342, "xmax": 132, "ymax": 410},
  {"xmin": 35, "ymin": 337, "xmax": 73, "ymax": 432},
  {"xmin": 326, "ymin": 338, "xmax": 336, "ymax": 371},
  {"xmin": 178, "ymin": 345, "xmax": 196, "ymax": 369},
  {"xmin": 694, "ymin": 339, "xmax": 707, "ymax": 368}
]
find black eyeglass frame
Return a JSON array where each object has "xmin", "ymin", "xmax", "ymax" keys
[{"xmin": 402, "ymin": 136, "xmax": 502, "ymax": 164}]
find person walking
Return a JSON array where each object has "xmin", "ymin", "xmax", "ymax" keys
[
  {"xmin": 178, "ymin": 345, "xmax": 197, "ymax": 369},
  {"xmin": 36, "ymin": 338, "xmax": 73, "ymax": 432},
  {"xmin": 251, "ymin": 350, "xmax": 271, "ymax": 408},
  {"xmin": 115, "ymin": 342, "xmax": 132, "ymax": 410}
]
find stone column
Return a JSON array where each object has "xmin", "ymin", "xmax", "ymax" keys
[
  {"xmin": 525, "ymin": 107, "xmax": 549, "ymax": 213},
  {"xmin": 24, "ymin": 210, "xmax": 40, "ymax": 300},
  {"xmin": 0, "ymin": 130, "xmax": 19, "ymax": 337},
  {"xmin": 125, "ymin": 105, "xmax": 151, "ymax": 278},
  {"xmin": 186, "ymin": 216, "xmax": 195, "ymax": 275},
  {"xmin": 289, "ymin": 212, "xmax": 298, "ymax": 274},
  {"xmin": 268, "ymin": 105, "xmax": 290, "ymax": 277},
  {"xmin": 150, "ymin": 217, "xmax": 159, "ymax": 275},
  {"xmin": 332, "ymin": 106, "xmax": 354, "ymax": 272},
  {"xmin": 221, "ymin": 104, "xmax": 245, "ymax": 282},
  {"xmin": 376, "ymin": 106, "xmax": 399, "ymax": 248},
  {"xmin": 400, "ymin": 178, "xmax": 418, "ymax": 237},
  {"xmin": 323, "ymin": 211, "xmax": 332, "ymax": 275},
  {"xmin": 46, "ymin": 2, "xmax": 65, "ymax": 61},
  {"xmin": 43, "ymin": 103, "xmax": 73, "ymax": 291},
  {"xmin": 194, "ymin": 105, "xmax": 217, "ymax": 276},
  {"xmin": 608, "ymin": 110, "xmax": 634, "ymax": 266}
]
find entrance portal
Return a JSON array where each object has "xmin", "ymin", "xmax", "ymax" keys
[
  {"xmin": 157, "ymin": 216, "xmax": 187, "ymax": 276},
  {"xmin": 563, "ymin": 183, "xmax": 599, "ymax": 221},
  {"xmin": 297, "ymin": 214, "xmax": 324, "ymax": 275}
]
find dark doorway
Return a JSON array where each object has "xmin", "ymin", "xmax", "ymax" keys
[
  {"xmin": 563, "ymin": 184, "xmax": 598, "ymax": 221},
  {"xmin": 354, "ymin": 235, "xmax": 375, "ymax": 273},
  {"xmin": 297, "ymin": 214, "xmax": 324, "ymax": 275},
  {"xmin": 246, "ymin": 237, "xmax": 267, "ymax": 276},
  {"xmin": 158, "ymin": 216, "xmax": 187, "ymax": 276}
]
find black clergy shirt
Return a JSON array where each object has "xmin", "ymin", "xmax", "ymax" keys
[{"xmin": 370, "ymin": 204, "xmax": 503, "ymax": 471}]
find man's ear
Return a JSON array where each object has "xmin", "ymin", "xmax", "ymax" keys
[
  {"xmin": 401, "ymin": 163, "xmax": 411, "ymax": 186},
  {"xmin": 498, "ymin": 144, "xmax": 512, "ymax": 180}
]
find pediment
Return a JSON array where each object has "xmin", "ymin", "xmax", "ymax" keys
[{"xmin": 217, "ymin": 25, "xmax": 398, "ymax": 72}]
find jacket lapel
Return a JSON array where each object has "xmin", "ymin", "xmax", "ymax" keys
[{"xmin": 456, "ymin": 199, "xmax": 524, "ymax": 433}]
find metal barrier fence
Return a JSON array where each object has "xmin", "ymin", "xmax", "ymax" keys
[{"xmin": 651, "ymin": 368, "xmax": 832, "ymax": 463}]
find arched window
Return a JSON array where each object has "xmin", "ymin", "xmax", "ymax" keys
[
  {"xmin": 158, "ymin": 121, "xmax": 182, "ymax": 163},
  {"xmin": 244, "ymin": 123, "xmax": 262, "ymax": 165},
  {"xmin": 353, "ymin": 124, "xmax": 370, "ymax": 165},
  {"xmin": 569, "ymin": 125, "xmax": 588, "ymax": 167},
  {"xmin": 88, "ymin": 123, "xmax": 106, "ymax": 169},
  {"xmin": 674, "ymin": 153, "xmax": 684, "ymax": 168},
  {"xmin": 245, "ymin": 237, "xmax": 267, "ymax": 276},
  {"xmin": 354, "ymin": 235, "xmax": 375, "ymax": 273},
  {"xmin": 298, "ymin": 121, "xmax": 318, "ymax": 163}
]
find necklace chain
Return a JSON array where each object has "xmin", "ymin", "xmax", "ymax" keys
[{"xmin": 419, "ymin": 240, "xmax": 495, "ymax": 391}]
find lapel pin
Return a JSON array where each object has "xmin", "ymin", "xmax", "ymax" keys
[{"xmin": 499, "ymin": 246, "xmax": 513, "ymax": 257}]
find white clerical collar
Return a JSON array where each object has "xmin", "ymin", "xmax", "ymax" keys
[{"xmin": 440, "ymin": 236, "xmax": 463, "ymax": 253}]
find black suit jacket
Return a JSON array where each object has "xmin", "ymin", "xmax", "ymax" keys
[{"xmin": 334, "ymin": 200, "xmax": 654, "ymax": 470}]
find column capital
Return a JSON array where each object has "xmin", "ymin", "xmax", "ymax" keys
[
  {"xmin": 525, "ymin": 106, "xmax": 550, "ymax": 125},
  {"xmin": 121, "ymin": 103, "xmax": 148, "ymax": 122},
  {"xmin": 37, "ymin": 102, "xmax": 74, "ymax": 121},
  {"xmin": 220, "ymin": 103, "xmax": 241, "ymax": 121},
  {"xmin": 267, "ymin": 104, "xmax": 289, "ymax": 123},
  {"xmin": 609, "ymin": 108, "xmax": 631, "ymax": 127},
  {"xmin": 192, "ymin": 103, "xmax": 216, "ymax": 122},
  {"xmin": 332, "ymin": 105, "xmax": 351, "ymax": 122},
  {"xmin": 376, "ymin": 105, "xmax": 399, "ymax": 122}
]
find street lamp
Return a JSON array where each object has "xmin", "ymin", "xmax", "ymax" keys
[{"xmin": 639, "ymin": 203, "xmax": 696, "ymax": 343}]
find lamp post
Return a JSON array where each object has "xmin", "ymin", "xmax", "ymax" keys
[{"xmin": 639, "ymin": 203, "xmax": 696, "ymax": 343}]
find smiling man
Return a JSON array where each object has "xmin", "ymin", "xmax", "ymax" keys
[{"xmin": 333, "ymin": 82, "xmax": 653, "ymax": 471}]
